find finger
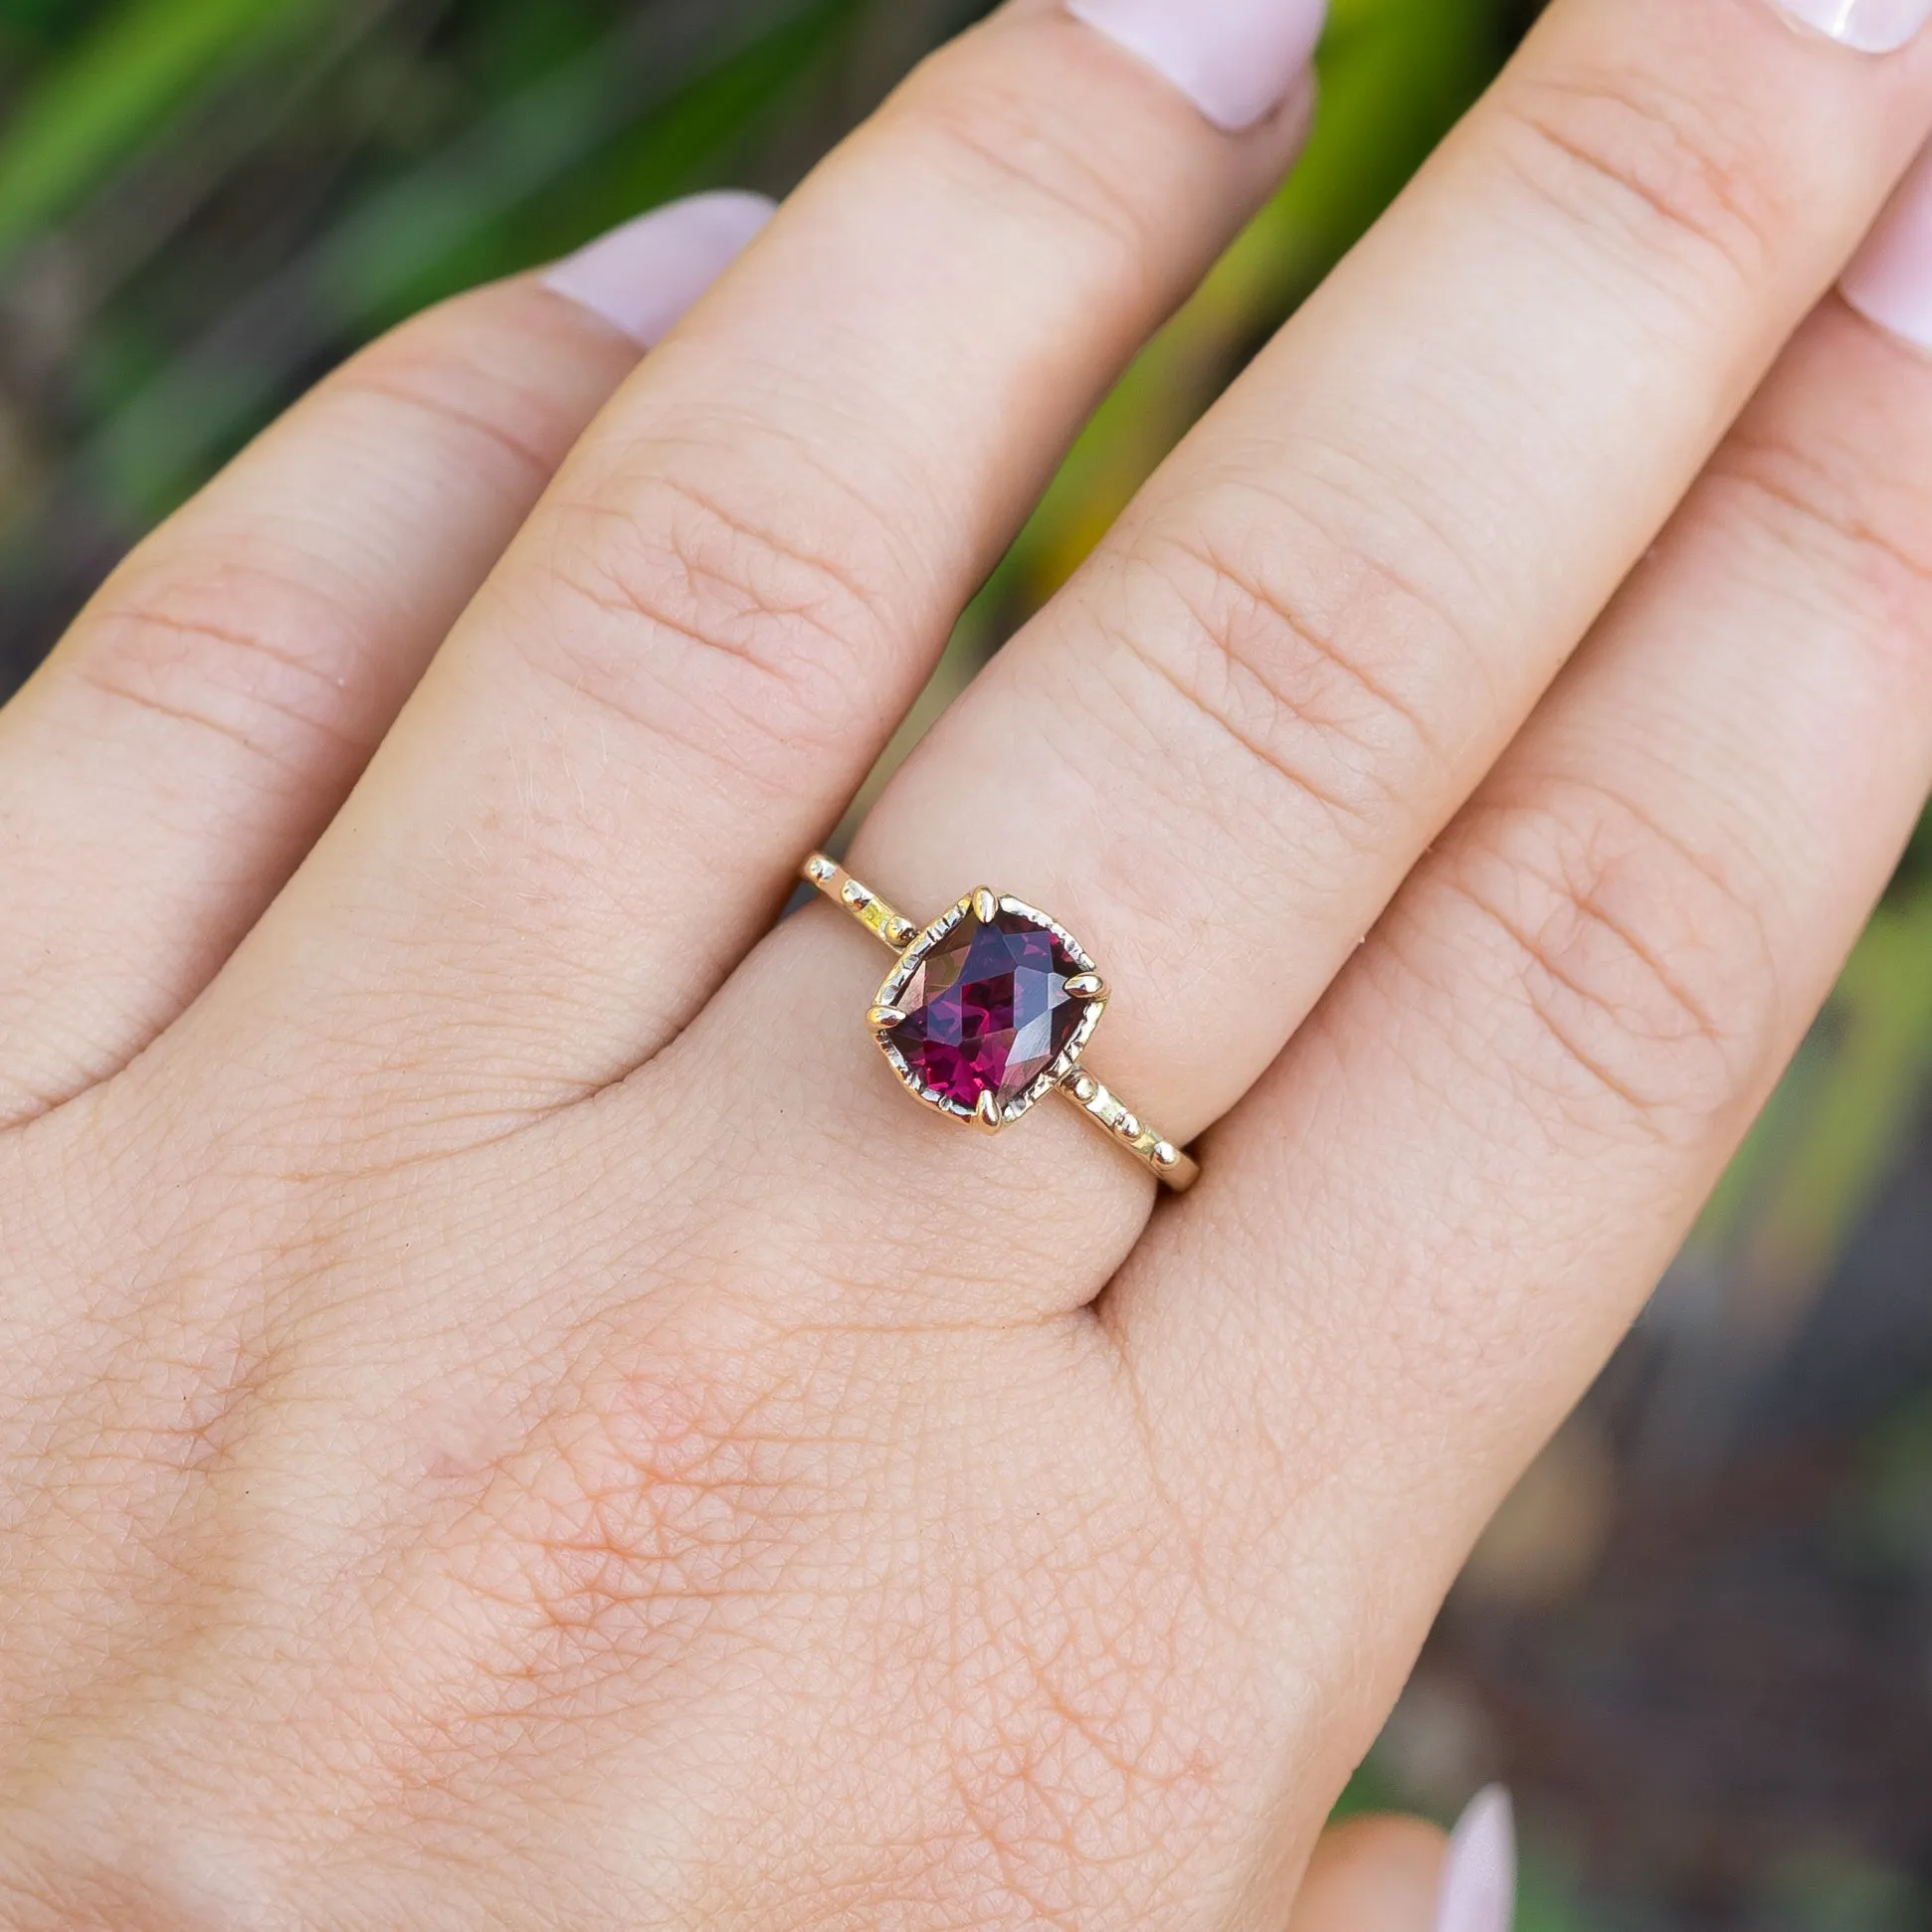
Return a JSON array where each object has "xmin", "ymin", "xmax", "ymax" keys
[
  {"xmin": 194, "ymin": 0, "xmax": 1320, "ymax": 1096},
  {"xmin": 0, "ymin": 194, "xmax": 766, "ymax": 1125},
  {"xmin": 1114, "ymin": 289, "xmax": 1932, "ymax": 1728},
  {"xmin": 680, "ymin": 0, "xmax": 1932, "ymax": 1323},
  {"xmin": 1287, "ymin": 1815, "xmax": 1449, "ymax": 1932}
]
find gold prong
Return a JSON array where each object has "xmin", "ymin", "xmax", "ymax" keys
[
  {"xmin": 972, "ymin": 886, "xmax": 998, "ymax": 923},
  {"xmin": 975, "ymin": 1090, "xmax": 1002, "ymax": 1134},
  {"xmin": 868, "ymin": 1005, "xmax": 906, "ymax": 1032},
  {"xmin": 1064, "ymin": 972, "xmax": 1105, "ymax": 1001}
]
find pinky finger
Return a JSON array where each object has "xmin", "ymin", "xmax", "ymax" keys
[
  {"xmin": 0, "ymin": 194, "xmax": 767, "ymax": 1126},
  {"xmin": 1287, "ymin": 1791, "xmax": 1513, "ymax": 1932}
]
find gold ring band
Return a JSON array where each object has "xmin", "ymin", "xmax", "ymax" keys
[{"xmin": 802, "ymin": 854, "xmax": 1199, "ymax": 1192}]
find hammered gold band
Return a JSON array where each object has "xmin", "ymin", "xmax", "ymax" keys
[{"xmin": 803, "ymin": 854, "xmax": 1200, "ymax": 1193}]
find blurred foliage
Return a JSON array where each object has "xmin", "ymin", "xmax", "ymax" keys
[{"xmin": 0, "ymin": 0, "xmax": 1928, "ymax": 1926}]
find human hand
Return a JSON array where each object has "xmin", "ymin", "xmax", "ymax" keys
[{"xmin": 4, "ymin": 0, "xmax": 1932, "ymax": 1923}]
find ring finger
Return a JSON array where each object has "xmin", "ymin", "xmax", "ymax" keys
[{"xmin": 672, "ymin": 0, "xmax": 1932, "ymax": 1318}]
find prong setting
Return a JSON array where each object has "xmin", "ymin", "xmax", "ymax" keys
[
  {"xmin": 800, "ymin": 850, "xmax": 1199, "ymax": 1188},
  {"xmin": 871, "ymin": 889, "xmax": 1103, "ymax": 1129}
]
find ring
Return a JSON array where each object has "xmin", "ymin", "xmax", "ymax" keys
[{"xmin": 801, "ymin": 854, "xmax": 1200, "ymax": 1192}]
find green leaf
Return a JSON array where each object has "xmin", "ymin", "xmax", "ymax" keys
[{"xmin": 0, "ymin": 0, "xmax": 330, "ymax": 267}]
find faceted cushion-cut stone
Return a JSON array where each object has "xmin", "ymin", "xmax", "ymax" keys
[{"xmin": 886, "ymin": 907, "xmax": 1089, "ymax": 1114}]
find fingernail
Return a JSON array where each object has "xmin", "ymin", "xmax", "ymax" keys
[
  {"xmin": 1772, "ymin": 0, "xmax": 1932, "ymax": 53},
  {"xmin": 1843, "ymin": 143, "xmax": 1932, "ymax": 345},
  {"xmin": 1434, "ymin": 1787, "xmax": 1516, "ymax": 1932},
  {"xmin": 540, "ymin": 190, "xmax": 776, "ymax": 348},
  {"xmin": 1064, "ymin": 0, "xmax": 1327, "ymax": 132}
]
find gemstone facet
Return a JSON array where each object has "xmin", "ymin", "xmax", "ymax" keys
[{"xmin": 876, "ymin": 898, "xmax": 1100, "ymax": 1122}]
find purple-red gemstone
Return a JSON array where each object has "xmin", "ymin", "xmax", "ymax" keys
[{"xmin": 887, "ymin": 907, "xmax": 1089, "ymax": 1113}]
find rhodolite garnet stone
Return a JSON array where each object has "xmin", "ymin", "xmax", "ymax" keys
[{"xmin": 880, "ymin": 901, "xmax": 1098, "ymax": 1119}]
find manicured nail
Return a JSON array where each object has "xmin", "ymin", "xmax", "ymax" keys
[
  {"xmin": 541, "ymin": 190, "xmax": 776, "ymax": 348},
  {"xmin": 1434, "ymin": 1787, "xmax": 1516, "ymax": 1932},
  {"xmin": 1843, "ymin": 143, "xmax": 1932, "ymax": 345},
  {"xmin": 1064, "ymin": 0, "xmax": 1327, "ymax": 132},
  {"xmin": 1773, "ymin": 0, "xmax": 1932, "ymax": 53}
]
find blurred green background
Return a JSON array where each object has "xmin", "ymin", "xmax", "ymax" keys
[{"xmin": 0, "ymin": 0, "xmax": 1928, "ymax": 1925}]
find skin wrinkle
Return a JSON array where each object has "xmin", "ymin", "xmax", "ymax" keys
[
  {"xmin": 910, "ymin": 76, "xmax": 1166, "ymax": 296},
  {"xmin": 74, "ymin": 662, "xmax": 361, "ymax": 775},
  {"xmin": 7, "ymin": 2, "xmax": 1932, "ymax": 1928},
  {"xmin": 329, "ymin": 367, "xmax": 567, "ymax": 498},
  {"xmin": 1179, "ymin": 437, "xmax": 1504, "ymax": 726},
  {"xmin": 1501, "ymin": 65, "xmax": 1787, "ymax": 290},
  {"xmin": 83, "ymin": 594, "xmax": 377, "ymax": 741},
  {"xmin": 1430, "ymin": 870, "xmax": 1735, "ymax": 1131},
  {"xmin": 1034, "ymin": 630, "xmax": 1331, "ymax": 958},
  {"xmin": 512, "ymin": 551, "xmax": 858, "ymax": 783},
  {"xmin": 1129, "ymin": 530, "xmax": 1433, "ymax": 816},
  {"xmin": 1372, "ymin": 892, "xmax": 1690, "ymax": 1160},
  {"xmin": 541, "ymin": 467, "xmax": 895, "ymax": 675},
  {"xmin": 1716, "ymin": 419, "xmax": 1932, "ymax": 611},
  {"xmin": 603, "ymin": 410, "xmax": 942, "ymax": 603},
  {"xmin": 462, "ymin": 475, "xmax": 906, "ymax": 931},
  {"xmin": 1320, "ymin": 786, "xmax": 1766, "ymax": 1159}
]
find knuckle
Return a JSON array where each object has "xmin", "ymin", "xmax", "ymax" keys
[
  {"xmin": 1495, "ymin": 66, "xmax": 1783, "ymax": 294},
  {"xmin": 1712, "ymin": 420, "xmax": 1932, "ymax": 670},
  {"xmin": 1087, "ymin": 489, "xmax": 1462, "ymax": 851},
  {"xmin": 903, "ymin": 60, "xmax": 1157, "ymax": 287},
  {"xmin": 527, "ymin": 465, "xmax": 895, "ymax": 797},
  {"xmin": 77, "ymin": 556, "xmax": 373, "ymax": 774},
  {"xmin": 330, "ymin": 302, "xmax": 574, "ymax": 495},
  {"xmin": 1422, "ymin": 778, "xmax": 1776, "ymax": 1143}
]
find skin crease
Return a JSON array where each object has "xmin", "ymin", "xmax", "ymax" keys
[{"xmin": 3, "ymin": 1, "xmax": 1932, "ymax": 1929}]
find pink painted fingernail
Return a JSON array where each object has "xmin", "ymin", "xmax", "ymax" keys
[
  {"xmin": 541, "ymin": 190, "xmax": 775, "ymax": 348},
  {"xmin": 1773, "ymin": 0, "xmax": 1932, "ymax": 52},
  {"xmin": 1843, "ymin": 142, "xmax": 1932, "ymax": 345},
  {"xmin": 1065, "ymin": 0, "xmax": 1327, "ymax": 132},
  {"xmin": 1434, "ymin": 1788, "xmax": 1516, "ymax": 1932}
]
